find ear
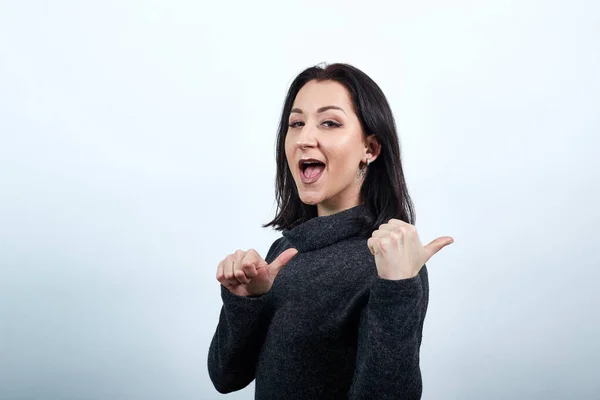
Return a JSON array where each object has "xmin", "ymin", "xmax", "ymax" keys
[{"xmin": 364, "ymin": 134, "xmax": 381, "ymax": 163}]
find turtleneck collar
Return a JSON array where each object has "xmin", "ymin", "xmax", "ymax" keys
[{"xmin": 282, "ymin": 204, "xmax": 370, "ymax": 252}]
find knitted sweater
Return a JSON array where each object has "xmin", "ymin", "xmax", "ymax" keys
[{"xmin": 207, "ymin": 205, "xmax": 429, "ymax": 399}]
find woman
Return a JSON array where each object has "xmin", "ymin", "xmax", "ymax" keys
[{"xmin": 207, "ymin": 63, "xmax": 453, "ymax": 399}]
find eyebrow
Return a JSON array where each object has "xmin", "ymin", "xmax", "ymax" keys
[{"xmin": 290, "ymin": 105, "xmax": 347, "ymax": 115}]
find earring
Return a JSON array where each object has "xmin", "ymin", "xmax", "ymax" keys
[{"xmin": 366, "ymin": 158, "xmax": 371, "ymax": 166}]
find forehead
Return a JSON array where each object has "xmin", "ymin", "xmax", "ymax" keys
[{"xmin": 292, "ymin": 80, "xmax": 353, "ymax": 111}]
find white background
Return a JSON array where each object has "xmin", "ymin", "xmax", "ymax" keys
[{"xmin": 1, "ymin": 0, "xmax": 599, "ymax": 399}]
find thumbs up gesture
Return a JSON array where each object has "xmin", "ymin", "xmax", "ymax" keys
[
  {"xmin": 367, "ymin": 219, "xmax": 454, "ymax": 280},
  {"xmin": 216, "ymin": 248, "xmax": 298, "ymax": 297}
]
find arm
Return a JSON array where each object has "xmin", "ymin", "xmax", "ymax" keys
[
  {"xmin": 207, "ymin": 286, "xmax": 270, "ymax": 393},
  {"xmin": 207, "ymin": 239, "xmax": 283, "ymax": 393},
  {"xmin": 348, "ymin": 265, "xmax": 429, "ymax": 400}
]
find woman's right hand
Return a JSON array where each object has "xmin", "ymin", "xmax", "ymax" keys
[{"xmin": 216, "ymin": 247, "xmax": 298, "ymax": 297}]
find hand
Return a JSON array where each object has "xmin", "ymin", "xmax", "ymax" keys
[
  {"xmin": 367, "ymin": 219, "xmax": 453, "ymax": 280},
  {"xmin": 216, "ymin": 247, "xmax": 298, "ymax": 297}
]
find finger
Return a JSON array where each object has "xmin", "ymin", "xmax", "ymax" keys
[
  {"xmin": 243, "ymin": 264, "xmax": 258, "ymax": 279},
  {"xmin": 367, "ymin": 237, "xmax": 379, "ymax": 255},
  {"xmin": 223, "ymin": 256, "xmax": 235, "ymax": 281},
  {"xmin": 371, "ymin": 229, "xmax": 388, "ymax": 238},
  {"xmin": 387, "ymin": 218, "xmax": 410, "ymax": 226},
  {"xmin": 225, "ymin": 251, "xmax": 243, "ymax": 286},
  {"xmin": 372, "ymin": 229, "xmax": 403, "ymax": 246},
  {"xmin": 227, "ymin": 259, "xmax": 241, "ymax": 287},
  {"xmin": 268, "ymin": 248, "xmax": 298, "ymax": 277},
  {"xmin": 234, "ymin": 268, "xmax": 251, "ymax": 284},
  {"xmin": 384, "ymin": 222, "xmax": 416, "ymax": 238},
  {"xmin": 232, "ymin": 251, "xmax": 249, "ymax": 285},
  {"xmin": 423, "ymin": 236, "xmax": 454, "ymax": 262},
  {"xmin": 378, "ymin": 223, "xmax": 394, "ymax": 231},
  {"xmin": 216, "ymin": 260, "xmax": 225, "ymax": 282},
  {"xmin": 219, "ymin": 258, "xmax": 237, "ymax": 288},
  {"xmin": 241, "ymin": 249, "xmax": 261, "ymax": 279},
  {"xmin": 378, "ymin": 224, "xmax": 407, "ymax": 234}
]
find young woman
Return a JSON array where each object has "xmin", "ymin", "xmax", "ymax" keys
[{"xmin": 207, "ymin": 63, "xmax": 453, "ymax": 399}]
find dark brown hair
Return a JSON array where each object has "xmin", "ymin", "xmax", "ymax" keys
[{"xmin": 263, "ymin": 63, "xmax": 415, "ymax": 235}]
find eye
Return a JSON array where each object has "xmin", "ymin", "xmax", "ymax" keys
[
  {"xmin": 288, "ymin": 121, "xmax": 304, "ymax": 128},
  {"xmin": 322, "ymin": 120, "xmax": 342, "ymax": 128}
]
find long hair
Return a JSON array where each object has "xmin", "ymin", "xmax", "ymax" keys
[{"xmin": 263, "ymin": 63, "xmax": 415, "ymax": 236}]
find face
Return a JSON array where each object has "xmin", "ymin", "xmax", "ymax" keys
[{"xmin": 285, "ymin": 80, "xmax": 379, "ymax": 216}]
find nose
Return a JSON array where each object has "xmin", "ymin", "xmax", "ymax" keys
[{"xmin": 295, "ymin": 123, "xmax": 318, "ymax": 149}]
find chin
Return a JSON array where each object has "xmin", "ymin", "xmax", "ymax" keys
[{"xmin": 298, "ymin": 191, "xmax": 324, "ymax": 206}]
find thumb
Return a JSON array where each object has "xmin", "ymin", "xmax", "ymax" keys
[
  {"xmin": 423, "ymin": 236, "xmax": 454, "ymax": 262},
  {"xmin": 268, "ymin": 248, "xmax": 299, "ymax": 277}
]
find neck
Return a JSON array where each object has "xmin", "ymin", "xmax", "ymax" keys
[
  {"xmin": 317, "ymin": 175, "xmax": 365, "ymax": 217},
  {"xmin": 317, "ymin": 197, "xmax": 361, "ymax": 217},
  {"xmin": 283, "ymin": 203, "xmax": 370, "ymax": 252}
]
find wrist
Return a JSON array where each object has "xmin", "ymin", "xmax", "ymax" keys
[{"xmin": 377, "ymin": 270, "xmax": 417, "ymax": 281}]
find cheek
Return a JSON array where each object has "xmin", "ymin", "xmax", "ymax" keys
[
  {"xmin": 327, "ymin": 142, "xmax": 361, "ymax": 172},
  {"xmin": 284, "ymin": 137, "xmax": 295, "ymax": 171},
  {"xmin": 326, "ymin": 153, "xmax": 357, "ymax": 181}
]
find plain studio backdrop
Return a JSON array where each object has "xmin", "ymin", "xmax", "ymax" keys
[{"xmin": 1, "ymin": 0, "xmax": 599, "ymax": 399}]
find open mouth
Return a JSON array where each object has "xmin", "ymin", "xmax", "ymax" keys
[{"xmin": 299, "ymin": 159, "xmax": 326, "ymax": 184}]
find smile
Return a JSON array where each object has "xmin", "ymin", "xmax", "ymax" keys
[{"xmin": 299, "ymin": 159, "xmax": 326, "ymax": 184}]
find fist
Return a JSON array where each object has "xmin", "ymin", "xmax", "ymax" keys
[
  {"xmin": 367, "ymin": 219, "xmax": 453, "ymax": 280},
  {"xmin": 216, "ymin": 247, "xmax": 298, "ymax": 297}
]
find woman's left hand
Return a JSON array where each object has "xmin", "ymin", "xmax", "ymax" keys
[{"xmin": 367, "ymin": 219, "xmax": 454, "ymax": 280}]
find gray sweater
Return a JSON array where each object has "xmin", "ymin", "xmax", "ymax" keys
[{"xmin": 207, "ymin": 205, "xmax": 428, "ymax": 399}]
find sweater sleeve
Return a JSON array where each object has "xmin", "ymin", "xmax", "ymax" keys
[
  {"xmin": 348, "ymin": 265, "xmax": 429, "ymax": 400},
  {"xmin": 207, "ymin": 239, "xmax": 283, "ymax": 394}
]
